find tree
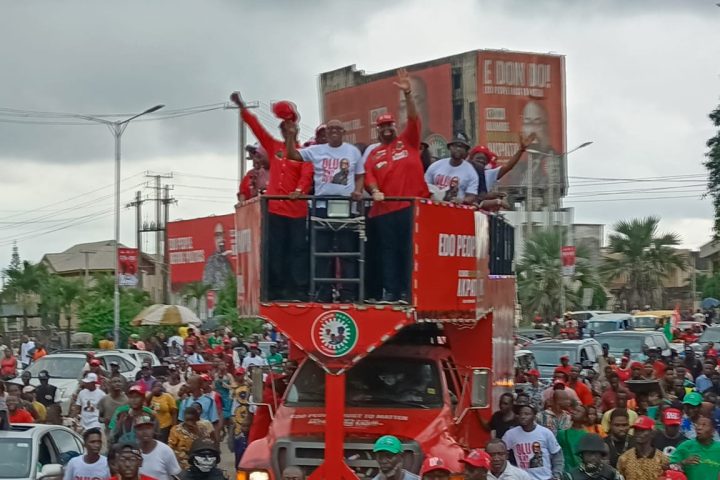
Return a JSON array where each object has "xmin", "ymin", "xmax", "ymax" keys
[
  {"xmin": 3, "ymin": 260, "xmax": 49, "ymax": 332},
  {"xmin": 704, "ymin": 103, "xmax": 720, "ymax": 238},
  {"xmin": 601, "ymin": 216, "xmax": 686, "ymax": 309},
  {"xmin": 51, "ymin": 277, "xmax": 84, "ymax": 347},
  {"xmin": 517, "ymin": 229, "xmax": 604, "ymax": 322},
  {"xmin": 9, "ymin": 241, "xmax": 20, "ymax": 271},
  {"xmin": 214, "ymin": 275, "xmax": 263, "ymax": 337},
  {"xmin": 76, "ymin": 274, "xmax": 150, "ymax": 347},
  {"xmin": 180, "ymin": 281, "xmax": 212, "ymax": 316}
]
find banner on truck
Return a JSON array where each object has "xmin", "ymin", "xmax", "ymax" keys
[
  {"xmin": 476, "ymin": 51, "xmax": 566, "ymax": 195},
  {"xmin": 323, "ymin": 63, "xmax": 453, "ymax": 159},
  {"xmin": 117, "ymin": 248, "xmax": 138, "ymax": 287},
  {"xmin": 167, "ymin": 213, "xmax": 236, "ymax": 292}
]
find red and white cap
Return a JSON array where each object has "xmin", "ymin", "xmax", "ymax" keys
[
  {"xmin": 375, "ymin": 113, "xmax": 395, "ymax": 126},
  {"xmin": 420, "ymin": 457, "xmax": 451, "ymax": 475},
  {"xmin": 461, "ymin": 449, "xmax": 491, "ymax": 469}
]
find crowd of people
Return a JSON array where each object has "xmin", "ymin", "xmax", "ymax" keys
[
  {"xmin": 500, "ymin": 340, "xmax": 720, "ymax": 480},
  {"xmin": 231, "ymin": 68, "xmax": 530, "ymax": 304}
]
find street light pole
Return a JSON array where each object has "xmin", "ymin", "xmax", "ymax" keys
[{"xmin": 77, "ymin": 105, "xmax": 164, "ymax": 346}]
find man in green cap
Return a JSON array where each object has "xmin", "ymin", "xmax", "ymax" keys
[
  {"xmin": 372, "ymin": 435, "xmax": 419, "ymax": 480},
  {"xmin": 680, "ymin": 392, "xmax": 720, "ymax": 441}
]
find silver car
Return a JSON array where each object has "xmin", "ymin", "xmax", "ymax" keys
[{"xmin": 0, "ymin": 424, "xmax": 83, "ymax": 480}]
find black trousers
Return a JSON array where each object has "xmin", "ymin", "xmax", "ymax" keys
[
  {"xmin": 268, "ymin": 213, "xmax": 308, "ymax": 300},
  {"xmin": 373, "ymin": 207, "xmax": 413, "ymax": 298},
  {"xmin": 313, "ymin": 207, "xmax": 359, "ymax": 301}
]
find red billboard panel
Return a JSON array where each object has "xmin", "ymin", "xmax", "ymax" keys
[
  {"xmin": 476, "ymin": 51, "xmax": 566, "ymax": 194},
  {"xmin": 323, "ymin": 63, "xmax": 453, "ymax": 158},
  {"xmin": 167, "ymin": 213, "xmax": 236, "ymax": 291},
  {"xmin": 235, "ymin": 200, "xmax": 262, "ymax": 317},
  {"xmin": 117, "ymin": 248, "xmax": 138, "ymax": 287},
  {"xmin": 413, "ymin": 201, "xmax": 479, "ymax": 320},
  {"xmin": 561, "ymin": 245, "xmax": 576, "ymax": 277}
]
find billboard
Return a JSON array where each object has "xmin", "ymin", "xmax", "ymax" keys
[
  {"xmin": 167, "ymin": 213, "xmax": 236, "ymax": 291},
  {"xmin": 476, "ymin": 51, "xmax": 566, "ymax": 195},
  {"xmin": 117, "ymin": 248, "xmax": 138, "ymax": 287},
  {"xmin": 323, "ymin": 63, "xmax": 453, "ymax": 159},
  {"xmin": 235, "ymin": 200, "xmax": 262, "ymax": 317}
]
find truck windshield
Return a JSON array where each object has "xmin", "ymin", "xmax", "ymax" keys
[
  {"xmin": 632, "ymin": 317, "xmax": 658, "ymax": 329},
  {"xmin": 286, "ymin": 357, "xmax": 443, "ymax": 409},
  {"xmin": 586, "ymin": 321, "xmax": 620, "ymax": 334},
  {"xmin": 529, "ymin": 348, "xmax": 577, "ymax": 365}
]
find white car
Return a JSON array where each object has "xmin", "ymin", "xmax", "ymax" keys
[
  {"xmin": 16, "ymin": 351, "xmax": 140, "ymax": 415},
  {"xmin": 112, "ymin": 349, "xmax": 161, "ymax": 367},
  {"xmin": 0, "ymin": 423, "xmax": 84, "ymax": 480}
]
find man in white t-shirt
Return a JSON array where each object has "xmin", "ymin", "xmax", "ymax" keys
[
  {"xmin": 288, "ymin": 119, "xmax": 364, "ymax": 302},
  {"xmin": 425, "ymin": 133, "xmax": 479, "ymax": 204},
  {"xmin": 135, "ymin": 415, "xmax": 181, "ymax": 480},
  {"xmin": 20, "ymin": 336, "xmax": 35, "ymax": 368},
  {"xmin": 75, "ymin": 373, "xmax": 107, "ymax": 431},
  {"xmin": 501, "ymin": 401, "xmax": 563, "ymax": 480},
  {"xmin": 242, "ymin": 344, "xmax": 268, "ymax": 371},
  {"xmin": 63, "ymin": 427, "xmax": 110, "ymax": 480}
]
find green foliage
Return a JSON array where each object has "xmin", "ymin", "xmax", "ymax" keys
[
  {"xmin": 180, "ymin": 281, "xmax": 212, "ymax": 315},
  {"xmin": 76, "ymin": 274, "xmax": 151, "ymax": 346},
  {"xmin": 601, "ymin": 216, "xmax": 686, "ymax": 308},
  {"xmin": 517, "ymin": 228, "xmax": 605, "ymax": 322},
  {"xmin": 697, "ymin": 273, "xmax": 720, "ymax": 300},
  {"xmin": 704, "ymin": 104, "xmax": 720, "ymax": 238},
  {"xmin": 213, "ymin": 274, "xmax": 263, "ymax": 338},
  {"xmin": 2, "ymin": 260, "xmax": 50, "ymax": 329}
]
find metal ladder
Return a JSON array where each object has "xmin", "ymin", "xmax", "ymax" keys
[{"xmin": 308, "ymin": 198, "xmax": 366, "ymax": 303}]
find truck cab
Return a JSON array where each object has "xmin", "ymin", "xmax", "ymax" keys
[{"xmin": 234, "ymin": 196, "xmax": 516, "ymax": 479}]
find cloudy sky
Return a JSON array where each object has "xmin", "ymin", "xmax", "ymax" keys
[{"xmin": 1, "ymin": 0, "xmax": 719, "ymax": 269}]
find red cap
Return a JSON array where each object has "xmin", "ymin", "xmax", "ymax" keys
[
  {"xmin": 200, "ymin": 373, "xmax": 212, "ymax": 383},
  {"xmin": 560, "ymin": 355, "xmax": 569, "ymax": 361},
  {"xmin": 128, "ymin": 384, "xmax": 146, "ymax": 396},
  {"xmin": 661, "ymin": 408, "xmax": 682, "ymax": 426},
  {"xmin": 469, "ymin": 145, "xmax": 498, "ymax": 168},
  {"xmin": 213, "ymin": 346, "xmax": 224, "ymax": 354},
  {"xmin": 661, "ymin": 471, "xmax": 687, "ymax": 480},
  {"xmin": 634, "ymin": 416, "xmax": 655, "ymax": 430},
  {"xmin": 375, "ymin": 114, "xmax": 395, "ymax": 126},
  {"xmin": 461, "ymin": 449, "xmax": 491, "ymax": 469},
  {"xmin": 234, "ymin": 367, "xmax": 246, "ymax": 377},
  {"xmin": 621, "ymin": 356, "xmax": 630, "ymax": 362},
  {"xmin": 89, "ymin": 359, "xmax": 101, "ymax": 366},
  {"xmin": 271, "ymin": 100, "xmax": 300, "ymax": 122},
  {"xmin": 223, "ymin": 338, "xmax": 231, "ymax": 344},
  {"xmin": 420, "ymin": 457, "xmax": 451, "ymax": 475},
  {"xmin": 630, "ymin": 361, "xmax": 644, "ymax": 369},
  {"xmin": 249, "ymin": 343, "xmax": 259, "ymax": 349},
  {"xmin": 527, "ymin": 369, "xmax": 540, "ymax": 377}
]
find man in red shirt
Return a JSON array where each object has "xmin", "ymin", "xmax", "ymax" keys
[
  {"xmin": 555, "ymin": 355, "xmax": 572, "ymax": 376},
  {"xmin": 237, "ymin": 143, "xmax": 269, "ymax": 202},
  {"xmin": 569, "ymin": 364, "xmax": 594, "ymax": 406},
  {"xmin": 6, "ymin": 395, "xmax": 34, "ymax": 423},
  {"xmin": 616, "ymin": 356, "xmax": 632, "ymax": 382},
  {"xmin": 231, "ymin": 92, "xmax": 313, "ymax": 301},
  {"xmin": 364, "ymin": 69, "xmax": 430, "ymax": 304}
]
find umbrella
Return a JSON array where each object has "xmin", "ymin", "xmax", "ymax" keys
[
  {"xmin": 131, "ymin": 304, "xmax": 202, "ymax": 327},
  {"xmin": 701, "ymin": 298, "xmax": 720, "ymax": 309}
]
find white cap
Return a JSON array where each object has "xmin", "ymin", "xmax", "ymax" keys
[
  {"xmin": 22, "ymin": 385, "xmax": 35, "ymax": 394},
  {"xmin": 82, "ymin": 372, "xmax": 98, "ymax": 383}
]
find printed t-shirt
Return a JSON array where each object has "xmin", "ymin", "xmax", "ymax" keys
[
  {"xmin": 149, "ymin": 393, "xmax": 176, "ymax": 429},
  {"xmin": 364, "ymin": 117, "xmax": 429, "ymax": 217},
  {"xmin": 502, "ymin": 424, "xmax": 561, "ymax": 480},
  {"xmin": 76, "ymin": 388, "xmax": 107, "ymax": 430},
  {"xmin": 301, "ymin": 143, "xmax": 364, "ymax": 196},
  {"xmin": 424, "ymin": 158, "xmax": 479, "ymax": 202},
  {"xmin": 63, "ymin": 454, "xmax": 110, "ymax": 480}
]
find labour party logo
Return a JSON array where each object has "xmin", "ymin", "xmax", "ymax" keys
[{"xmin": 311, "ymin": 311, "xmax": 359, "ymax": 357}]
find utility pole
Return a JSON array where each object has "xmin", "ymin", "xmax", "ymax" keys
[
  {"xmin": 79, "ymin": 250, "xmax": 97, "ymax": 286},
  {"xmin": 126, "ymin": 191, "xmax": 145, "ymax": 289},
  {"xmin": 145, "ymin": 173, "xmax": 173, "ymax": 297},
  {"xmin": 162, "ymin": 185, "xmax": 177, "ymax": 304}
]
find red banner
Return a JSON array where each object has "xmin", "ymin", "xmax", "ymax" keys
[
  {"xmin": 413, "ymin": 201, "xmax": 479, "ymax": 320},
  {"xmin": 235, "ymin": 200, "xmax": 262, "ymax": 317},
  {"xmin": 476, "ymin": 51, "xmax": 566, "ymax": 194},
  {"xmin": 323, "ymin": 63, "xmax": 453, "ymax": 159},
  {"xmin": 167, "ymin": 213, "xmax": 236, "ymax": 291},
  {"xmin": 117, "ymin": 248, "xmax": 138, "ymax": 287},
  {"xmin": 561, "ymin": 246, "xmax": 576, "ymax": 277}
]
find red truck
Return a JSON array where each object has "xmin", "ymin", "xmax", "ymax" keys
[{"xmin": 234, "ymin": 197, "xmax": 516, "ymax": 480}]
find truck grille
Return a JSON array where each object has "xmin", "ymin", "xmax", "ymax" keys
[{"xmin": 272, "ymin": 437, "xmax": 423, "ymax": 479}]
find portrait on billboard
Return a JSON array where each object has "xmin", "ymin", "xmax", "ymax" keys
[{"xmin": 203, "ymin": 222, "xmax": 233, "ymax": 290}]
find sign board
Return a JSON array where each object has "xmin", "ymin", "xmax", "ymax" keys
[
  {"xmin": 167, "ymin": 213, "xmax": 236, "ymax": 292},
  {"xmin": 117, "ymin": 248, "xmax": 138, "ymax": 287},
  {"xmin": 561, "ymin": 246, "xmax": 576, "ymax": 277},
  {"xmin": 582, "ymin": 288, "xmax": 593, "ymax": 308}
]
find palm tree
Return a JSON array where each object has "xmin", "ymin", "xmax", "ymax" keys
[
  {"xmin": 601, "ymin": 216, "xmax": 686, "ymax": 308},
  {"xmin": 181, "ymin": 281, "xmax": 212, "ymax": 316},
  {"xmin": 50, "ymin": 277, "xmax": 84, "ymax": 347},
  {"xmin": 517, "ymin": 229, "xmax": 604, "ymax": 322},
  {"xmin": 3, "ymin": 261, "xmax": 49, "ymax": 332}
]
